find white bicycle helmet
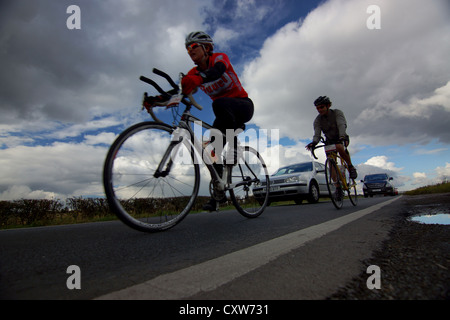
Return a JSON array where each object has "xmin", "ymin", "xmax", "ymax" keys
[{"xmin": 185, "ymin": 31, "xmax": 214, "ymax": 50}]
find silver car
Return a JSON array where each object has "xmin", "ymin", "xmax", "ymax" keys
[{"xmin": 253, "ymin": 161, "xmax": 328, "ymax": 205}]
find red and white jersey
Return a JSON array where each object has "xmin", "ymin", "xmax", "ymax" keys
[{"xmin": 187, "ymin": 53, "xmax": 248, "ymax": 101}]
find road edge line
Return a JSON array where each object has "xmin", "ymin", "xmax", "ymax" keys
[{"xmin": 95, "ymin": 196, "xmax": 401, "ymax": 300}]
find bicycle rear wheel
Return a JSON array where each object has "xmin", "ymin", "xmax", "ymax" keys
[
  {"xmin": 103, "ymin": 122, "xmax": 200, "ymax": 232},
  {"xmin": 228, "ymin": 146, "xmax": 269, "ymax": 218},
  {"xmin": 343, "ymin": 164, "xmax": 358, "ymax": 206},
  {"xmin": 325, "ymin": 158, "xmax": 343, "ymax": 209}
]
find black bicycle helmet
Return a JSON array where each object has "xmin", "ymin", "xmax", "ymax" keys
[
  {"xmin": 314, "ymin": 96, "xmax": 331, "ymax": 106},
  {"xmin": 185, "ymin": 31, "xmax": 214, "ymax": 50}
]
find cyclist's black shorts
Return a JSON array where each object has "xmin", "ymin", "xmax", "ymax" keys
[
  {"xmin": 325, "ymin": 137, "xmax": 350, "ymax": 146},
  {"xmin": 212, "ymin": 97, "xmax": 254, "ymax": 134}
]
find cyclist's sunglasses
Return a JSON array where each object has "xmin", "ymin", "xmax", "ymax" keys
[{"xmin": 187, "ymin": 43, "xmax": 202, "ymax": 52}]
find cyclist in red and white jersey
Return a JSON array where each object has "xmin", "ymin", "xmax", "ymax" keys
[
  {"xmin": 182, "ymin": 31, "xmax": 253, "ymax": 134},
  {"xmin": 182, "ymin": 31, "xmax": 254, "ymax": 211}
]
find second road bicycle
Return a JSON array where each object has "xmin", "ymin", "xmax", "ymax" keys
[{"xmin": 310, "ymin": 138, "xmax": 358, "ymax": 209}]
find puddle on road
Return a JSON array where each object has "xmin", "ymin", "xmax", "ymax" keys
[
  {"xmin": 409, "ymin": 213, "xmax": 450, "ymax": 225},
  {"xmin": 408, "ymin": 203, "xmax": 450, "ymax": 225}
]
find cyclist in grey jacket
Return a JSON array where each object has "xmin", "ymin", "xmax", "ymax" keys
[{"xmin": 306, "ymin": 96, "xmax": 357, "ymax": 179}]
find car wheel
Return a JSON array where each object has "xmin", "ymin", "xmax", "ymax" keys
[{"xmin": 307, "ymin": 181, "xmax": 320, "ymax": 204}]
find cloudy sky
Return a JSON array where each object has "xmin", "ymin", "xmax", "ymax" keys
[{"xmin": 1, "ymin": 0, "xmax": 449, "ymax": 200}]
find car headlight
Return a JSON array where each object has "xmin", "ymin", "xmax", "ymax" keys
[{"xmin": 285, "ymin": 176, "xmax": 300, "ymax": 183}]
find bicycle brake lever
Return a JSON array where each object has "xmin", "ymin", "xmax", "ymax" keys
[{"xmin": 312, "ymin": 148, "xmax": 318, "ymax": 160}]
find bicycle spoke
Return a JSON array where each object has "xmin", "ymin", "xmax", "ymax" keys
[
  {"xmin": 343, "ymin": 165, "xmax": 358, "ymax": 206},
  {"xmin": 229, "ymin": 146, "xmax": 269, "ymax": 218},
  {"xmin": 325, "ymin": 158, "xmax": 343, "ymax": 209},
  {"xmin": 103, "ymin": 122, "xmax": 199, "ymax": 232}
]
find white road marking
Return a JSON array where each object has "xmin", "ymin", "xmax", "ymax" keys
[{"xmin": 95, "ymin": 197, "xmax": 401, "ymax": 299}]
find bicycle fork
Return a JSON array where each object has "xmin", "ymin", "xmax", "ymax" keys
[
  {"xmin": 153, "ymin": 138, "xmax": 182, "ymax": 178},
  {"xmin": 153, "ymin": 126, "xmax": 191, "ymax": 178}
]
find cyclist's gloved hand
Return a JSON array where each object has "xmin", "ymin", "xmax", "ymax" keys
[
  {"xmin": 339, "ymin": 136, "xmax": 349, "ymax": 147},
  {"xmin": 142, "ymin": 94, "xmax": 163, "ymax": 111},
  {"xmin": 182, "ymin": 74, "xmax": 203, "ymax": 95},
  {"xmin": 306, "ymin": 142, "xmax": 316, "ymax": 151}
]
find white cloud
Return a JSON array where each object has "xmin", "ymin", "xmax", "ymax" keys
[
  {"xmin": 364, "ymin": 156, "xmax": 403, "ymax": 173},
  {"xmin": 213, "ymin": 27, "xmax": 239, "ymax": 50},
  {"xmin": 0, "ymin": 0, "xmax": 214, "ymax": 200},
  {"xmin": 406, "ymin": 163, "xmax": 450, "ymax": 187},
  {"xmin": 411, "ymin": 172, "xmax": 428, "ymax": 186},
  {"xmin": 242, "ymin": 0, "xmax": 450, "ymax": 145},
  {"xmin": 413, "ymin": 172, "xmax": 427, "ymax": 179},
  {"xmin": 1, "ymin": 0, "xmax": 449, "ymax": 200},
  {"xmin": 0, "ymin": 185, "xmax": 60, "ymax": 201},
  {"xmin": 0, "ymin": 141, "xmax": 108, "ymax": 200},
  {"xmin": 355, "ymin": 155, "xmax": 405, "ymax": 189},
  {"xmin": 0, "ymin": 0, "xmax": 210, "ymax": 126},
  {"xmin": 414, "ymin": 147, "xmax": 448, "ymax": 155},
  {"xmin": 84, "ymin": 132, "xmax": 117, "ymax": 146},
  {"xmin": 406, "ymin": 81, "xmax": 450, "ymax": 117},
  {"xmin": 435, "ymin": 163, "xmax": 450, "ymax": 182},
  {"xmin": 235, "ymin": 0, "xmax": 272, "ymax": 21},
  {"xmin": 47, "ymin": 117, "xmax": 122, "ymax": 140}
]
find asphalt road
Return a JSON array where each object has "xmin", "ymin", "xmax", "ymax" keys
[{"xmin": 0, "ymin": 196, "xmax": 402, "ymax": 300}]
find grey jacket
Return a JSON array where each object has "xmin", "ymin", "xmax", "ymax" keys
[{"xmin": 312, "ymin": 109, "xmax": 348, "ymax": 144}]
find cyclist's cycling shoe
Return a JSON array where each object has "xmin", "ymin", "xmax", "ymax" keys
[
  {"xmin": 349, "ymin": 166, "xmax": 358, "ymax": 180},
  {"xmin": 202, "ymin": 197, "xmax": 226, "ymax": 212}
]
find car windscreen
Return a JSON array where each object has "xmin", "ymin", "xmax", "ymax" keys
[
  {"xmin": 273, "ymin": 162, "xmax": 313, "ymax": 176},
  {"xmin": 365, "ymin": 174, "xmax": 388, "ymax": 181}
]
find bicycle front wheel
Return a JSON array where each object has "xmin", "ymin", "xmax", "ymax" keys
[
  {"xmin": 325, "ymin": 158, "xmax": 343, "ymax": 209},
  {"xmin": 103, "ymin": 122, "xmax": 200, "ymax": 232},
  {"xmin": 343, "ymin": 165, "xmax": 358, "ymax": 206},
  {"xmin": 228, "ymin": 146, "xmax": 269, "ymax": 218}
]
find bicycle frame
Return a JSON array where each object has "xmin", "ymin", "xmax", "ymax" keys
[
  {"xmin": 324, "ymin": 145, "xmax": 355, "ymax": 191},
  {"xmin": 156, "ymin": 109, "xmax": 228, "ymax": 191},
  {"xmin": 310, "ymin": 139, "xmax": 358, "ymax": 209},
  {"xmin": 311, "ymin": 141, "xmax": 355, "ymax": 191},
  {"xmin": 144, "ymin": 69, "xmax": 260, "ymax": 194}
]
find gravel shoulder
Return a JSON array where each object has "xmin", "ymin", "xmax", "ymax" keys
[{"xmin": 329, "ymin": 193, "xmax": 450, "ymax": 300}]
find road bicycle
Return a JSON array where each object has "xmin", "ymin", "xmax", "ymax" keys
[
  {"xmin": 310, "ymin": 139, "xmax": 358, "ymax": 209},
  {"xmin": 103, "ymin": 69, "xmax": 270, "ymax": 232}
]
